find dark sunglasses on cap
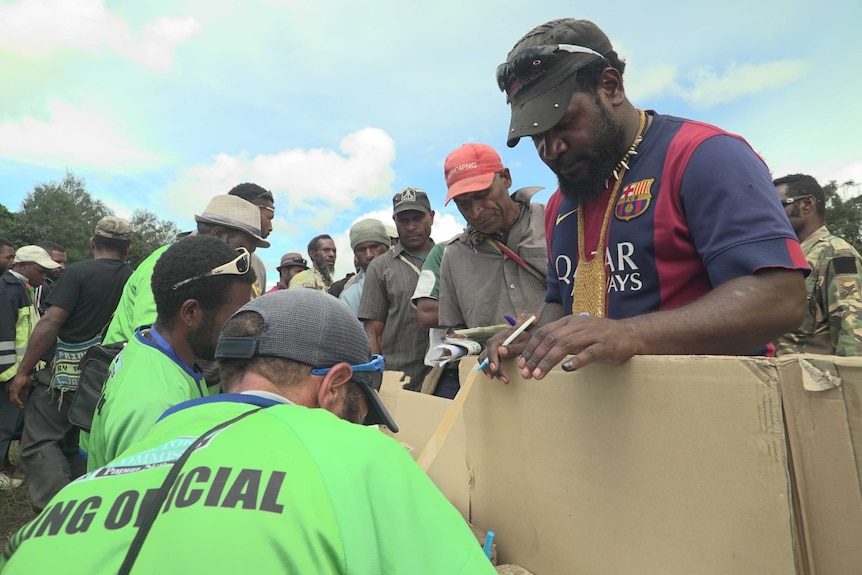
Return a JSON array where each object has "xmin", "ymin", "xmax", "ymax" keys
[
  {"xmin": 171, "ymin": 247, "xmax": 251, "ymax": 290},
  {"xmin": 282, "ymin": 256, "xmax": 307, "ymax": 267},
  {"xmin": 310, "ymin": 354, "xmax": 385, "ymax": 390},
  {"xmin": 496, "ymin": 43, "xmax": 606, "ymax": 101}
]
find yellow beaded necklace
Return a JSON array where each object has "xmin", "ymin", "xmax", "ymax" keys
[{"xmin": 572, "ymin": 109, "xmax": 648, "ymax": 317}]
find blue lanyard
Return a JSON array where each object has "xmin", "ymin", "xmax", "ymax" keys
[
  {"xmin": 157, "ymin": 393, "xmax": 283, "ymax": 423},
  {"xmin": 137, "ymin": 326, "xmax": 205, "ymax": 395}
]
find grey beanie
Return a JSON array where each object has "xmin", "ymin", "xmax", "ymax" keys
[{"xmin": 349, "ymin": 219, "xmax": 390, "ymax": 250}]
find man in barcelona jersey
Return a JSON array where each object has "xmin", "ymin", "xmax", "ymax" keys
[{"xmin": 482, "ymin": 18, "xmax": 809, "ymax": 382}]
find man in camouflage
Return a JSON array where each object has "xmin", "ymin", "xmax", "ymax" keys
[{"xmin": 774, "ymin": 174, "xmax": 862, "ymax": 356}]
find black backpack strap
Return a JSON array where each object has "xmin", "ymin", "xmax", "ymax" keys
[{"xmin": 117, "ymin": 406, "xmax": 266, "ymax": 574}]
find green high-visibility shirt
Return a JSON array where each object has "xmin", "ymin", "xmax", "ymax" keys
[
  {"xmin": 103, "ymin": 245, "xmax": 168, "ymax": 345},
  {"xmin": 85, "ymin": 327, "xmax": 207, "ymax": 471},
  {"xmin": 2, "ymin": 395, "xmax": 494, "ymax": 574}
]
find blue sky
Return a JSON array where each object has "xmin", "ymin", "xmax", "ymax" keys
[{"xmin": 1, "ymin": 0, "xmax": 860, "ymax": 287}]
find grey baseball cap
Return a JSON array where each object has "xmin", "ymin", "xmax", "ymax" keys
[{"xmin": 214, "ymin": 289, "xmax": 398, "ymax": 432}]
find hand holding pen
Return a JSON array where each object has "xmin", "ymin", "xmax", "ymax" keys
[{"xmin": 476, "ymin": 313, "xmax": 538, "ymax": 383}]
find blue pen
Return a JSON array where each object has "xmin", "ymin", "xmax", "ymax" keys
[
  {"xmin": 483, "ymin": 530, "xmax": 495, "ymax": 560},
  {"xmin": 503, "ymin": 314, "xmax": 517, "ymax": 326}
]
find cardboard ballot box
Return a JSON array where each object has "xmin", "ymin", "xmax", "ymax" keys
[{"xmin": 380, "ymin": 355, "xmax": 862, "ymax": 575}]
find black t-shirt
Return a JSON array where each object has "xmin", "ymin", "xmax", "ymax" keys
[
  {"xmin": 328, "ymin": 273, "xmax": 355, "ymax": 298},
  {"xmin": 46, "ymin": 258, "xmax": 133, "ymax": 343}
]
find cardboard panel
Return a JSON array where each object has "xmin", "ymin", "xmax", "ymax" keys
[
  {"xmin": 378, "ymin": 372, "xmax": 471, "ymax": 517},
  {"xmin": 461, "ymin": 356, "xmax": 797, "ymax": 575},
  {"xmin": 778, "ymin": 356, "xmax": 862, "ymax": 575},
  {"xmin": 378, "ymin": 371, "xmax": 406, "ymax": 422}
]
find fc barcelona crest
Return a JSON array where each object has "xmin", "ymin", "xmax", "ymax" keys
[{"xmin": 615, "ymin": 178, "xmax": 654, "ymax": 221}]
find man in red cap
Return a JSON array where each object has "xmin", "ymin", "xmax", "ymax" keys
[
  {"xmin": 439, "ymin": 143, "xmax": 548, "ymax": 331},
  {"xmin": 417, "ymin": 143, "xmax": 549, "ymax": 398}
]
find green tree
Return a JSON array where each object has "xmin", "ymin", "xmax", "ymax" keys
[
  {"xmin": 128, "ymin": 209, "xmax": 179, "ymax": 268},
  {"xmin": 8, "ymin": 171, "xmax": 180, "ymax": 267},
  {"xmin": 14, "ymin": 171, "xmax": 114, "ymax": 263},
  {"xmin": 0, "ymin": 204, "xmax": 18, "ymax": 241},
  {"xmin": 824, "ymin": 180, "xmax": 862, "ymax": 253}
]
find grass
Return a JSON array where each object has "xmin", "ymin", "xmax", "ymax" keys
[{"xmin": 0, "ymin": 442, "xmax": 36, "ymax": 548}]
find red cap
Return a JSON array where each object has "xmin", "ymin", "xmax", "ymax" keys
[{"xmin": 444, "ymin": 143, "xmax": 504, "ymax": 205}]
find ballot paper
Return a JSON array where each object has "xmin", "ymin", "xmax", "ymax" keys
[
  {"xmin": 424, "ymin": 323, "xmax": 510, "ymax": 366},
  {"xmin": 425, "ymin": 337, "xmax": 483, "ymax": 366}
]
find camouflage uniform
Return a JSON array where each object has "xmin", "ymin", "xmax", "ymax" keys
[
  {"xmin": 775, "ymin": 225, "xmax": 862, "ymax": 356},
  {"xmin": 287, "ymin": 267, "xmax": 332, "ymax": 292}
]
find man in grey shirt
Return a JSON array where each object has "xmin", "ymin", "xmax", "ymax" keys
[{"xmin": 358, "ymin": 189, "xmax": 435, "ymax": 391}]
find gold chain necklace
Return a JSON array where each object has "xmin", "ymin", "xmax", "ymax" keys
[{"xmin": 572, "ymin": 109, "xmax": 647, "ymax": 317}]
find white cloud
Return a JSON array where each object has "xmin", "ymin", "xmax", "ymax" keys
[
  {"xmin": 824, "ymin": 161, "xmax": 862, "ymax": 188},
  {"xmin": 627, "ymin": 59, "xmax": 809, "ymax": 108},
  {"xmin": 682, "ymin": 60, "xmax": 809, "ymax": 108},
  {"xmin": 162, "ymin": 127, "xmax": 398, "ymax": 225},
  {"xmin": 255, "ymin": 208, "xmax": 465, "ymax": 289},
  {"xmin": 626, "ymin": 63, "xmax": 680, "ymax": 102},
  {"xmin": 0, "ymin": 0, "xmax": 199, "ymax": 70},
  {"xmin": 431, "ymin": 213, "xmax": 466, "ymax": 245},
  {"xmin": 0, "ymin": 99, "xmax": 163, "ymax": 170}
]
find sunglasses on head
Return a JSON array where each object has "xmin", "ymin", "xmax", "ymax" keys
[
  {"xmin": 311, "ymin": 354, "xmax": 385, "ymax": 390},
  {"xmin": 171, "ymin": 247, "xmax": 251, "ymax": 290},
  {"xmin": 780, "ymin": 195, "xmax": 812, "ymax": 206},
  {"xmin": 496, "ymin": 43, "xmax": 605, "ymax": 101}
]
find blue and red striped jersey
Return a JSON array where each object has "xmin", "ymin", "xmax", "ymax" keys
[{"xmin": 545, "ymin": 113, "xmax": 808, "ymax": 337}]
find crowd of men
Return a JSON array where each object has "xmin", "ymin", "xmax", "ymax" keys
[{"xmin": 1, "ymin": 16, "xmax": 861, "ymax": 573}]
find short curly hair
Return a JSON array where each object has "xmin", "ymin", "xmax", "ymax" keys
[
  {"xmin": 151, "ymin": 234, "xmax": 256, "ymax": 326},
  {"xmin": 38, "ymin": 241, "xmax": 66, "ymax": 254},
  {"xmin": 94, "ymin": 235, "xmax": 131, "ymax": 256},
  {"xmin": 773, "ymin": 173, "xmax": 826, "ymax": 218},
  {"xmin": 228, "ymin": 182, "xmax": 274, "ymax": 204},
  {"xmin": 570, "ymin": 51, "xmax": 626, "ymax": 93},
  {"xmin": 308, "ymin": 234, "xmax": 333, "ymax": 253},
  {"xmin": 217, "ymin": 310, "xmax": 310, "ymax": 391}
]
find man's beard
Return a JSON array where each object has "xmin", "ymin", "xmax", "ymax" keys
[
  {"xmin": 553, "ymin": 98, "xmax": 626, "ymax": 203},
  {"xmin": 319, "ymin": 265, "xmax": 335, "ymax": 280},
  {"xmin": 188, "ymin": 311, "xmax": 217, "ymax": 362}
]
